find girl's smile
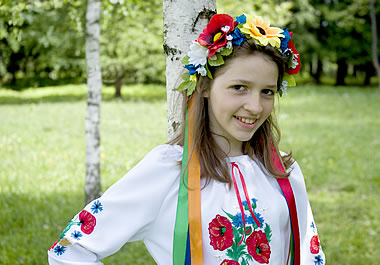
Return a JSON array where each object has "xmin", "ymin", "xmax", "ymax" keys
[{"xmin": 205, "ymin": 53, "xmax": 279, "ymax": 156}]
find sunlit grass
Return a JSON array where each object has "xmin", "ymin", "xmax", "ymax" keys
[{"xmin": 0, "ymin": 84, "xmax": 379, "ymax": 264}]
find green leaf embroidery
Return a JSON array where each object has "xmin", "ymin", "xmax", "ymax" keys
[
  {"xmin": 264, "ymin": 223, "xmax": 272, "ymax": 242},
  {"xmin": 241, "ymin": 258, "xmax": 249, "ymax": 265},
  {"xmin": 223, "ymin": 209, "xmax": 238, "ymax": 221}
]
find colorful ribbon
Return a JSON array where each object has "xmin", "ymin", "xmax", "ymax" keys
[
  {"xmin": 173, "ymin": 96, "xmax": 203, "ymax": 265},
  {"xmin": 271, "ymin": 140, "xmax": 301, "ymax": 265}
]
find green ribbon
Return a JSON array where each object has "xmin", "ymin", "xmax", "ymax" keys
[{"xmin": 173, "ymin": 106, "xmax": 189, "ymax": 265}]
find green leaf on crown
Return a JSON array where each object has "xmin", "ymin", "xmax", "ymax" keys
[
  {"xmin": 181, "ymin": 73, "xmax": 190, "ymax": 81},
  {"xmin": 220, "ymin": 45, "xmax": 233, "ymax": 56},
  {"xmin": 205, "ymin": 64, "xmax": 213, "ymax": 79},
  {"xmin": 177, "ymin": 80, "xmax": 196, "ymax": 96},
  {"xmin": 208, "ymin": 54, "xmax": 224, "ymax": 66},
  {"xmin": 283, "ymin": 74, "xmax": 296, "ymax": 86},
  {"xmin": 181, "ymin": 56, "xmax": 190, "ymax": 65}
]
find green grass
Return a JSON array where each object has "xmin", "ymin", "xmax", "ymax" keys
[{"xmin": 0, "ymin": 84, "xmax": 379, "ymax": 264}]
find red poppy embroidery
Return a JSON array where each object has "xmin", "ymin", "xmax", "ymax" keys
[
  {"xmin": 208, "ymin": 214, "xmax": 234, "ymax": 251},
  {"xmin": 246, "ymin": 230, "xmax": 271, "ymax": 264},
  {"xmin": 310, "ymin": 235, "xmax": 320, "ymax": 254},
  {"xmin": 220, "ymin": 259, "xmax": 240, "ymax": 265},
  {"xmin": 79, "ymin": 210, "xmax": 96, "ymax": 234},
  {"xmin": 197, "ymin": 14, "xmax": 237, "ymax": 58}
]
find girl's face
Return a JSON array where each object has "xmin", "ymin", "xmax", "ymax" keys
[{"xmin": 205, "ymin": 53, "xmax": 278, "ymax": 156}]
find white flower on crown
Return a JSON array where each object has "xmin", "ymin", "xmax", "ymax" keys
[
  {"xmin": 196, "ymin": 65, "xmax": 207, "ymax": 76},
  {"xmin": 281, "ymin": 81, "xmax": 288, "ymax": 95},
  {"xmin": 187, "ymin": 42, "xmax": 209, "ymax": 66},
  {"xmin": 292, "ymin": 54, "xmax": 299, "ymax": 69}
]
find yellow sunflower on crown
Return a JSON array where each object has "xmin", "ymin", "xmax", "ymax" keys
[{"xmin": 240, "ymin": 14, "xmax": 284, "ymax": 48}]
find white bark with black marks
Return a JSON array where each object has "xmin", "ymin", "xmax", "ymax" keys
[
  {"xmin": 85, "ymin": 0, "xmax": 102, "ymax": 204},
  {"xmin": 369, "ymin": 0, "xmax": 380, "ymax": 89},
  {"xmin": 163, "ymin": 0, "xmax": 216, "ymax": 140}
]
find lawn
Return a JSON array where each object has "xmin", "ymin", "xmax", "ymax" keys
[{"xmin": 0, "ymin": 84, "xmax": 379, "ymax": 264}]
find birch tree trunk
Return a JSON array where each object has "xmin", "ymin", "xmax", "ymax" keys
[
  {"xmin": 163, "ymin": 0, "xmax": 216, "ymax": 140},
  {"xmin": 369, "ymin": 0, "xmax": 380, "ymax": 89},
  {"xmin": 85, "ymin": 0, "xmax": 102, "ymax": 204}
]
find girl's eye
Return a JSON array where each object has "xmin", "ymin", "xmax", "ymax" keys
[
  {"xmin": 262, "ymin": 89, "xmax": 275, "ymax": 96},
  {"xmin": 232, "ymin": 85, "xmax": 246, "ymax": 91}
]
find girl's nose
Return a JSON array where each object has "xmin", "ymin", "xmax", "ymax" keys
[{"xmin": 243, "ymin": 93, "xmax": 263, "ymax": 115}]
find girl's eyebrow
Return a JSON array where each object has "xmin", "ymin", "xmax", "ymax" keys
[{"xmin": 229, "ymin": 79, "xmax": 277, "ymax": 89}]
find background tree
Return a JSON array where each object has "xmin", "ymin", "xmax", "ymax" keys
[
  {"xmin": 101, "ymin": 0, "xmax": 165, "ymax": 98},
  {"xmin": 369, "ymin": 0, "xmax": 380, "ymax": 89},
  {"xmin": 85, "ymin": 0, "xmax": 102, "ymax": 204},
  {"xmin": 0, "ymin": 0, "xmax": 86, "ymax": 88},
  {"xmin": 163, "ymin": 0, "xmax": 216, "ymax": 140}
]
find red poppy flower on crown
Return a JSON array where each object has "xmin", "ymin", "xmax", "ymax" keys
[{"xmin": 197, "ymin": 14, "xmax": 237, "ymax": 58}]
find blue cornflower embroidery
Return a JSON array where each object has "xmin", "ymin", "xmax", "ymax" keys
[
  {"xmin": 71, "ymin": 230, "xmax": 83, "ymax": 240},
  {"xmin": 247, "ymin": 212, "xmax": 264, "ymax": 226},
  {"xmin": 91, "ymin": 200, "xmax": 103, "ymax": 214},
  {"xmin": 314, "ymin": 255, "xmax": 324, "ymax": 265},
  {"xmin": 54, "ymin": 245, "xmax": 67, "ymax": 256},
  {"xmin": 310, "ymin": 221, "xmax": 316, "ymax": 233},
  {"xmin": 231, "ymin": 212, "xmax": 248, "ymax": 227}
]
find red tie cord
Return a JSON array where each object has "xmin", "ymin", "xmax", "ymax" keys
[{"xmin": 231, "ymin": 162, "xmax": 262, "ymax": 245}]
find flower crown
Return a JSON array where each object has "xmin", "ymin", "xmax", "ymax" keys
[{"xmin": 178, "ymin": 14, "xmax": 301, "ymax": 96}]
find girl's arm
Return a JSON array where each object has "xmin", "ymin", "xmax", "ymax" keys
[
  {"xmin": 289, "ymin": 161, "xmax": 326, "ymax": 265},
  {"xmin": 48, "ymin": 145, "xmax": 182, "ymax": 265}
]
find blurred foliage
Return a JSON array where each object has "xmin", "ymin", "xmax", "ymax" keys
[
  {"xmin": 100, "ymin": 0, "xmax": 165, "ymax": 91},
  {"xmin": 0, "ymin": 0, "xmax": 86, "ymax": 88},
  {"xmin": 0, "ymin": 0, "xmax": 379, "ymax": 91}
]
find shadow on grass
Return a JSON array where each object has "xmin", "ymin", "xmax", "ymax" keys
[{"xmin": 0, "ymin": 191, "xmax": 154, "ymax": 265}]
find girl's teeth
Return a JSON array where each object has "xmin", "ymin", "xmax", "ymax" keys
[{"xmin": 237, "ymin": 116, "xmax": 255, "ymax": 124}]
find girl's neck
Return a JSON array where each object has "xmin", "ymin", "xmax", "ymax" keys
[{"xmin": 213, "ymin": 135, "xmax": 244, "ymax": 157}]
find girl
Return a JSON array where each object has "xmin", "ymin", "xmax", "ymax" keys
[{"xmin": 48, "ymin": 13, "xmax": 325, "ymax": 265}]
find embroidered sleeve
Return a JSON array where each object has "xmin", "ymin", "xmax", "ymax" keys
[
  {"xmin": 289, "ymin": 161, "xmax": 326, "ymax": 265},
  {"xmin": 48, "ymin": 145, "xmax": 181, "ymax": 264}
]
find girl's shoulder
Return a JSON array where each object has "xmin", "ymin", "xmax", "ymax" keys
[{"xmin": 148, "ymin": 144, "xmax": 183, "ymax": 162}]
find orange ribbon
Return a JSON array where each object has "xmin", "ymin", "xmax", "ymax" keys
[{"xmin": 187, "ymin": 97, "xmax": 203, "ymax": 264}]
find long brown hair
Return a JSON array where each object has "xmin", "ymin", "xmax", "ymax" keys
[{"xmin": 169, "ymin": 39, "xmax": 294, "ymax": 186}]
